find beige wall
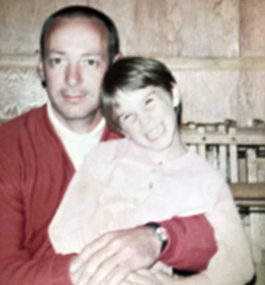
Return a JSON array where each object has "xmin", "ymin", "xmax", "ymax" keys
[{"xmin": 0, "ymin": 0, "xmax": 265, "ymax": 125}]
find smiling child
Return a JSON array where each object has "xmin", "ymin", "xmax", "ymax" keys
[{"xmin": 49, "ymin": 57, "xmax": 253, "ymax": 284}]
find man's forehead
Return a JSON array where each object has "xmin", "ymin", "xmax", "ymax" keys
[
  {"xmin": 47, "ymin": 16, "xmax": 108, "ymax": 34},
  {"xmin": 44, "ymin": 16, "xmax": 109, "ymax": 51}
]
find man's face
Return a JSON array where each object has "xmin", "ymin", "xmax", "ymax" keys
[
  {"xmin": 38, "ymin": 17, "xmax": 110, "ymax": 128},
  {"xmin": 114, "ymin": 86, "xmax": 178, "ymax": 152}
]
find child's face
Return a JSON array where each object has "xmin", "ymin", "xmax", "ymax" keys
[{"xmin": 114, "ymin": 85, "xmax": 178, "ymax": 152}]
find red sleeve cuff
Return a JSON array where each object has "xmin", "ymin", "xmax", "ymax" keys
[
  {"xmin": 157, "ymin": 215, "xmax": 217, "ymax": 272},
  {"xmin": 52, "ymin": 253, "xmax": 75, "ymax": 285}
]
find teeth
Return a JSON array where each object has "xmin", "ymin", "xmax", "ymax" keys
[{"xmin": 146, "ymin": 124, "xmax": 164, "ymax": 140}]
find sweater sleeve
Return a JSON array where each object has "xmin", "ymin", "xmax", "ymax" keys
[
  {"xmin": 0, "ymin": 109, "xmax": 78, "ymax": 285},
  {"xmin": 0, "ymin": 151, "xmax": 75, "ymax": 285},
  {"xmin": 158, "ymin": 215, "xmax": 217, "ymax": 272}
]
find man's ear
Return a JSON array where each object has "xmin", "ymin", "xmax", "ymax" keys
[
  {"xmin": 171, "ymin": 83, "xmax": 180, "ymax": 107},
  {"xmin": 113, "ymin": 52, "xmax": 123, "ymax": 63},
  {"xmin": 35, "ymin": 50, "xmax": 45, "ymax": 82}
]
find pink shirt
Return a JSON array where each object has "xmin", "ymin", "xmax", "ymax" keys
[{"xmin": 49, "ymin": 138, "xmax": 254, "ymax": 284}]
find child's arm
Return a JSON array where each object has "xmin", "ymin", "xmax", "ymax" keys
[{"xmin": 123, "ymin": 182, "xmax": 255, "ymax": 285}]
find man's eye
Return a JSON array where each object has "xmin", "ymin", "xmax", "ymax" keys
[
  {"xmin": 51, "ymin": 58, "xmax": 62, "ymax": 65},
  {"xmin": 87, "ymin": 59, "xmax": 97, "ymax": 66},
  {"xmin": 48, "ymin": 57, "xmax": 63, "ymax": 67}
]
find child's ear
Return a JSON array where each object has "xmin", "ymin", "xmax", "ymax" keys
[
  {"xmin": 171, "ymin": 83, "xmax": 180, "ymax": 107},
  {"xmin": 121, "ymin": 130, "xmax": 130, "ymax": 139}
]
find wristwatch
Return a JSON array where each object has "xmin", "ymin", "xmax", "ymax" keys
[{"xmin": 145, "ymin": 222, "xmax": 168, "ymax": 253}]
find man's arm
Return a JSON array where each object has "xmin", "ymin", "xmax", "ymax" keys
[
  {"xmin": 0, "ymin": 157, "xmax": 75, "ymax": 285},
  {"xmin": 68, "ymin": 182, "xmax": 254, "ymax": 285},
  {"xmin": 69, "ymin": 226, "xmax": 161, "ymax": 285},
  {"xmin": 158, "ymin": 215, "xmax": 217, "ymax": 272},
  {"xmin": 48, "ymin": 142, "xmax": 218, "ymax": 285},
  {"xmin": 0, "ymin": 115, "xmax": 77, "ymax": 285},
  {"xmin": 122, "ymin": 182, "xmax": 255, "ymax": 285},
  {"xmin": 69, "ymin": 214, "xmax": 217, "ymax": 285},
  {"xmin": 0, "ymin": 158, "xmax": 215, "ymax": 285}
]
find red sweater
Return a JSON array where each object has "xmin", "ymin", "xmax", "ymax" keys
[{"xmin": 0, "ymin": 105, "xmax": 216, "ymax": 285}]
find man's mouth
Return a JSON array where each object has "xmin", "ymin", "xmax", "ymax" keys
[
  {"xmin": 63, "ymin": 94, "xmax": 86, "ymax": 102},
  {"xmin": 145, "ymin": 123, "xmax": 165, "ymax": 141}
]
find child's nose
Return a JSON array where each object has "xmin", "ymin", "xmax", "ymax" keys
[{"xmin": 138, "ymin": 112, "xmax": 150, "ymax": 126}]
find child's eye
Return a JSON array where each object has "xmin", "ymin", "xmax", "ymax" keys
[
  {"xmin": 123, "ymin": 114, "xmax": 132, "ymax": 120},
  {"xmin": 121, "ymin": 113, "xmax": 134, "ymax": 123},
  {"xmin": 145, "ymin": 96, "xmax": 155, "ymax": 106}
]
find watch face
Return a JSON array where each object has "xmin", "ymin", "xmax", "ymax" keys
[{"xmin": 155, "ymin": 227, "xmax": 168, "ymax": 242}]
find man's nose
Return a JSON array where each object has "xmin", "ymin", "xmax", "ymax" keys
[{"xmin": 65, "ymin": 63, "xmax": 82, "ymax": 86}]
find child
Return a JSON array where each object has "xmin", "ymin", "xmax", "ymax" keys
[{"xmin": 49, "ymin": 57, "xmax": 253, "ymax": 284}]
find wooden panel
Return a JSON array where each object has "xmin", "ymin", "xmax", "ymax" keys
[
  {"xmin": 240, "ymin": 0, "xmax": 265, "ymax": 57},
  {"xmin": 0, "ymin": 0, "xmax": 264, "ymax": 127},
  {"xmin": 4, "ymin": 55, "xmax": 265, "ymax": 70},
  {"xmin": 0, "ymin": 0, "xmax": 240, "ymax": 57},
  {"xmin": 1, "ymin": 66, "xmax": 265, "ymax": 126},
  {"xmin": 174, "ymin": 71, "xmax": 241, "ymax": 124},
  {"xmin": 174, "ymin": 70, "xmax": 265, "ymax": 126},
  {"xmin": 0, "ymin": 67, "xmax": 47, "ymax": 122},
  {"xmin": 231, "ymin": 183, "xmax": 265, "ymax": 199},
  {"xmin": 117, "ymin": 0, "xmax": 240, "ymax": 57},
  {"xmin": 160, "ymin": 57, "xmax": 265, "ymax": 71},
  {"xmin": 236, "ymin": 71, "xmax": 265, "ymax": 126},
  {"xmin": 0, "ymin": 0, "xmax": 88, "ymax": 54},
  {"xmin": 181, "ymin": 126, "xmax": 265, "ymax": 145}
]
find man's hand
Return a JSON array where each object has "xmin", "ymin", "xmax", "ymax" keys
[
  {"xmin": 69, "ymin": 226, "xmax": 161, "ymax": 285},
  {"xmin": 122, "ymin": 269, "xmax": 181, "ymax": 285}
]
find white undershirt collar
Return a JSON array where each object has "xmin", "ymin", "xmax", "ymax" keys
[{"xmin": 47, "ymin": 102, "xmax": 106, "ymax": 170}]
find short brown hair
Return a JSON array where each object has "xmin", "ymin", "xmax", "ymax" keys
[
  {"xmin": 40, "ymin": 6, "xmax": 120, "ymax": 64},
  {"xmin": 101, "ymin": 56, "xmax": 176, "ymax": 134}
]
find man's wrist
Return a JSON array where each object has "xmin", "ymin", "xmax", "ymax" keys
[{"xmin": 145, "ymin": 222, "xmax": 168, "ymax": 253}]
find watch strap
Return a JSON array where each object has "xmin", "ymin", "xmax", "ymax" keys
[{"xmin": 145, "ymin": 222, "xmax": 168, "ymax": 252}]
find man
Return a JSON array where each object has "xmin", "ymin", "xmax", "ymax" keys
[{"xmin": 0, "ymin": 5, "xmax": 252, "ymax": 285}]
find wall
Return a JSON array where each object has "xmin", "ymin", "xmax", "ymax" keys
[
  {"xmin": 1, "ymin": 1, "xmax": 265, "ymax": 283},
  {"xmin": 0, "ymin": 0, "xmax": 265, "ymax": 125}
]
